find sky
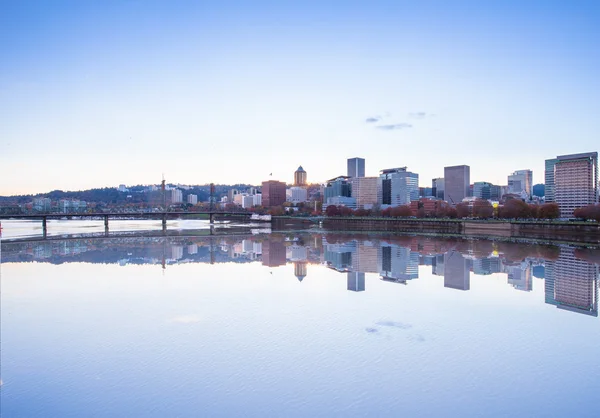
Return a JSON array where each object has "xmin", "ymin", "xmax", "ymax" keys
[{"xmin": 1, "ymin": 0, "xmax": 599, "ymax": 195}]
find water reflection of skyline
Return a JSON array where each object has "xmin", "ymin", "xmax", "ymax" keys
[{"xmin": 2, "ymin": 233, "xmax": 599, "ymax": 316}]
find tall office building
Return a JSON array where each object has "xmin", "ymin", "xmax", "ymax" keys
[
  {"xmin": 547, "ymin": 152, "xmax": 598, "ymax": 217},
  {"xmin": 432, "ymin": 178, "xmax": 445, "ymax": 200},
  {"xmin": 378, "ymin": 167, "xmax": 419, "ymax": 207},
  {"xmin": 350, "ymin": 177, "xmax": 378, "ymax": 209},
  {"xmin": 261, "ymin": 180, "xmax": 287, "ymax": 207},
  {"xmin": 444, "ymin": 165, "xmax": 470, "ymax": 205},
  {"xmin": 294, "ymin": 166, "xmax": 307, "ymax": 186},
  {"xmin": 347, "ymin": 157, "xmax": 365, "ymax": 178},
  {"xmin": 508, "ymin": 170, "xmax": 533, "ymax": 198},
  {"xmin": 544, "ymin": 158, "xmax": 559, "ymax": 202}
]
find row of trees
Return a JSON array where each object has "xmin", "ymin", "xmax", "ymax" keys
[
  {"xmin": 324, "ymin": 200, "xmax": 563, "ymax": 220},
  {"xmin": 574, "ymin": 204, "xmax": 600, "ymax": 221}
]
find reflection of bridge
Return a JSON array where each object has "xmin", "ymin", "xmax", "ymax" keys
[{"xmin": 0, "ymin": 211, "xmax": 257, "ymax": 237}]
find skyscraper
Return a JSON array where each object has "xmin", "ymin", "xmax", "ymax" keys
[
  {"xmin": 444, "ymin": 165, "xmax": 470, "ymax": 205},
  {"xmin": 548, "ymin": 152, "xmax": 598, "ymax": 217},
  {"xmin": 544, "ymin": 158, "xmax": 559, "ymax": 202},
  {"xmin": 294, "ymin": 166, "xmax": 307, "ymax": 186},
  {"xmin": 432, "ymin": 178, "xmax": 445, "ymax": 200},
  {"xmin": 347, "ymin": 157, "xmax": 365, "ymax": 178},
  {"xmin": 378, "ymin": 167, "xmax": 419, "ymax": 207}
]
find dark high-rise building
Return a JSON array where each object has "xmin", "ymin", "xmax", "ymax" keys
[
  {"xmin": 444, "ymin": 165, "xmax": 470, "ymax": 205},
  {"xmin": 261, "ymin": 180, "xmax": 287, "ymax": 207},
  {"xmin": 347, "ymin": 157, "xmax": 365, "ymax": 178},
  {"xmin": 294, "ymin": 166, "xmax": 307, "ymax": 186},
  {"xmin": 432, "ymin": 178, "xmax": 445, "ymax": 200},
  {"xmin": 544, "ymin": 158, "xmax": 559, "ymax": 202}
]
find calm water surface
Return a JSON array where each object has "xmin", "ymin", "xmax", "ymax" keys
[{"xmin": 1, "ymin": 226, "xmax": 599, "ymax": 417}]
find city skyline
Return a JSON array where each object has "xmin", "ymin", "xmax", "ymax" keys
[{"xmin": 2, "ymin": 1, "xmax": 600, "ymax": 194}]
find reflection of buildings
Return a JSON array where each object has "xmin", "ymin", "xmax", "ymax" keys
[
  {"xmin": 262, "ymin": 240, "xmax": 287, "ymax": 267},
  {"xmin": 6, "ymin": 234, "xmax": 600, "ymax": 320},
  {"xmin": 444, "ymin": 250, "xmax": 470, "ymax": 290},
  {"xmin": 347, "ymin": 272, "xmax": 365, "ymax": 291},
  {"xmin": 353, "ymin": 241, "xmax": 379, "ymax": 273},
  {"xmin": 506, "ymin": 262, "xmax": 532, "ymax": 291},
  {"xmin": 294, "ymin": 262, "xmax": 307, "ymax": 281},
  {"xmin": 545, "ymin": 248, "xmax": 598, "ymax": 316},
  {"xmin": 432, "ymin": 254, "xmax": 445, "ymax": 276},
  {"xmin": 472, "ymin": 257, "xmax": 503, "ymax": 275},
  {"xmin": 324, "ymin": 241, "xmax": 356, "ymax": 271},
  {"xmin": 379, "ymin": 244, "xmax": 419, "ymax": 283}
]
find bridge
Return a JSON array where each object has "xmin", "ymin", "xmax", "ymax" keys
[{"xmin": 0, "ymin": 211, "xmax": 259, "ymax": 237}]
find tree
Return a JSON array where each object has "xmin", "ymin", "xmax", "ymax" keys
[
  {"xmin": 446, "ymin": 207, "xmax": 458, "ymax": 219},
  {"xmin": 325, "ymin": 205, "xmax": 340, "ymax": 217},
  {"xmin": 416, "ymin": 207, "xmax": 427, "ymax": 218},
  {"xmin": 268, "ymin": 205, "xmax": 285, "ymax": 216},
  {"xmin": 370, "ymin": 203, "xmax": 382, "ymax": 216},
  {"xmin": 528, "ymin": 204, "xmax": 539, "ymax": 219},
  {"xmin": 456, "ymin": 202, "xmax": 471, "ymax": 218},
  {"xmin": 338, "ymin": 206, "xmax": 353, "ymax": 217},
  {"xmin": 354, "ymin": 208, "xmax": 371, "ymax": 217},
  {"xmin": 389, "ymin": 205, "xmax": 413, "ymax": 217},
  {"xmin": 472, "ymin": 199, "xmax": 493, "ymax": 219},
  {"xmin": 574, "ymin": 204, "xmax": 600, "ymax": 221},
  {"xmin": 434, "ymin": 202, "xmax": 453, "ymax": 218},
  {"xmin": 499, "ymin": 199, "xmax": 531, "ymax": 219},
  {"xmin": 538, "ymin": 203, "xmax": 560, "ymax": 219}
]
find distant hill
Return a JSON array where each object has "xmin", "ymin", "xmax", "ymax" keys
[{"xmin": 0, "ymin": 184, "xmax": 256, "ymax": 205}]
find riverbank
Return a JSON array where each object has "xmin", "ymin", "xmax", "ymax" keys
[{"xmin": 319, "ymin": 217, "xmax": 600, "ymax": 244}]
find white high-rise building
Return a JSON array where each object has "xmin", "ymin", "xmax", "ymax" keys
[
  {"xmin": 187, "ymin": 194, "xmax": 198, "ymax": 205},
  {"xmin": 170, "ymin": 189, "xmax": 183, "ymax": 204},
  {"xmin": 552, "ymin": 152, "xmax": 598, "ymax": 217},
  {"xmin": 378, "ymin": 167, "xmax": 419, "ymax": 207}
]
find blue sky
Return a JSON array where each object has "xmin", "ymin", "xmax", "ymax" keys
[{"xmin": 1, "ymin": 0, "xmax": 599, "ymax": 194}]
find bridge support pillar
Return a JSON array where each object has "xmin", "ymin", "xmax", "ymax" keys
[
  {"xmin": 210, "ymin": 213, "xmax": 214, "ymax": 224},
  {"xmin": 104, "ymin": 215, "xmax": 109, "ymax": 231},
  {"xmin": 162, "ymin": 214, "xmax": 167, "ymax": 232},
  {"xmin": 42, "ymin": 216, "xmax": 47, "ymax": 238}
]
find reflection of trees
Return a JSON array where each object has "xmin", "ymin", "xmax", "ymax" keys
[
  {"xmin": 495, "ymin": 242, "xmax": 560, "ymax": 262},
  {"xmin": 574, "ymin": 248, "xmax": 600, "ymax": 264},
  {"xmin": 470, "ymin": 240, "xmax": 495, "ymax": 257}
]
